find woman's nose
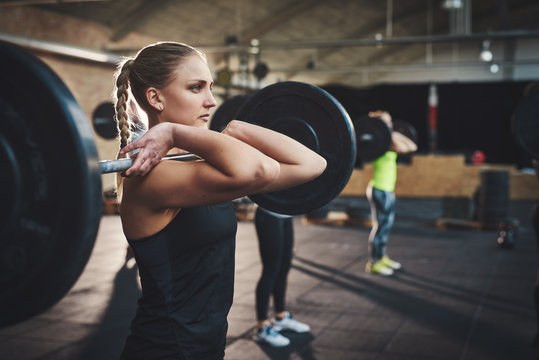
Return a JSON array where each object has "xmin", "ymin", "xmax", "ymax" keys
[{"xmin": 205, "ymin": 90, "xmax": 217, "ymax": 108}]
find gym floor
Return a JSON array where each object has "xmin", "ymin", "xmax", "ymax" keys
[{"xmin": 0, "ymin": 197, "xmax": 537, "ymax": 360}]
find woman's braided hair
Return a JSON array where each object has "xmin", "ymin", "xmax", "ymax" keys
[
  {"xmin": 113, "ymin": 42, "xmax": 205, "ymax": 151},
  {"xmin": 115, "ymin": 59, "xmax": 133, "ymax": 149}
]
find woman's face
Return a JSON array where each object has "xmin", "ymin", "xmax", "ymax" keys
[{"xmin": 159, "ymin": 54, "xmax": 217, "ymax": 128}]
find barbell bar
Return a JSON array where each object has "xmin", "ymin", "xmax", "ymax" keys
[{"xmin": 99, "ymin": 153, "xmax": 201, "ymax": 174}]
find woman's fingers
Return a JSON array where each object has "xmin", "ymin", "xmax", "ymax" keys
[
  {"xmin": 119, "ymin": 123, "xmax": 175, "ymax": 176},
  {"xmin": 119, "ymin": 138, "xmax": 144, "ymax": 156},
  {"xmin": 123, "ymin": 144, "xmax": 171, "ymax": 177}
]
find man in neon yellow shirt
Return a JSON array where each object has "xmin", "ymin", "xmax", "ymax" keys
[{"xmin": 366, "ymin": 111, "xmax": 417, "ymax": 276}]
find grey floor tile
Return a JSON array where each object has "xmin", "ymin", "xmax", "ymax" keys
[
  {"xmin": 0, "ymin": 337, "xmax": 66, "ymax": 360},
  {"xmin": 311, "ymin": 328, "xmax": 393, "ymax": 352},
  {"xmin": 0, "ymin": 199, "xmax": 537, "ymax": 360},
  {"xmin": 22, "ymin": 322, "xmax": 96, "ymax": 342},
  {"xmin": 385, "ymin": 332, "xmax": 464, "ymax": 359}
]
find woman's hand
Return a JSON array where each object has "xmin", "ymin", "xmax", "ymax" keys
[
  {"xmin": 390, "ymin": 131, "xmax": 418, "ymax": 154},
  {"xmin": 119, "ymin": 122, "xmax": 175, "ymax": 177}
]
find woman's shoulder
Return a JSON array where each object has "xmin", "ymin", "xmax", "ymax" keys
[
  {"xmin": 124, "ymin": 160, "xmax": 193, "ymax": 192},
  {"xmin": 120, "ymin": 178, "xmax": 181, "ymax": 240}
]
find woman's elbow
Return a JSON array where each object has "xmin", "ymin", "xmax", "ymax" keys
[
  {"xmin": 319, "ymin": 156, "xmax": 328, "ymax": 174},
  {"xmin": 258, "ymin": 159, "xmax": 280, "ymax": 185},
  {"xmin": 238, "ymin": 159, "xmax": 280, "ymax": 190}
]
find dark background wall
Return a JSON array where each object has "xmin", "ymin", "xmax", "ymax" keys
[{"xmin": 323, "ymin": 81, "xmax": 535, "ymax": 167}]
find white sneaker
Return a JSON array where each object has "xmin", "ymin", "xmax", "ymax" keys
[
  {"xmin": 273, "ymin": 313, "xmax": 310, "ymax": 333},
  {"xmin": 256, "ymin": 325, "xmax": 290, "ymax": 347}
]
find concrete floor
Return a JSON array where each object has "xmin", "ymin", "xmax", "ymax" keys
[{"xmin": 0, "ymin": 198, "xmax": 537, "ymax": 360}]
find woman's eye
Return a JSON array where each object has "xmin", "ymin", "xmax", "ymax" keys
[{"xmin": 191, "ymin": 85, "xmax": 202, "ymax": 91}]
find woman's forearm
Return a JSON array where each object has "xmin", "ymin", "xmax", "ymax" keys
[
  {"xmin": 222, "ymin": 120, "xmax": 327, "ymax": 190},
  {"xmin": 223, "ymin": 120, "xmax": 326, "ymax": 168}
]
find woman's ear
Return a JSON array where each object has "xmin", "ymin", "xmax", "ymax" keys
[{"xmin": 146, "ymin": 87, "xmax": 164, "ymax": 111}]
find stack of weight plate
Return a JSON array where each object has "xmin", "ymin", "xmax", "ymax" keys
[{"xmin": 477, "ymin": 170, "xmax": 509, "ymax": 226}]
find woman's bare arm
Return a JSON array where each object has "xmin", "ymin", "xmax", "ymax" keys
[
  {"xmin": 390, "ymin": 131, "xmax": 418, "ymax": 154},
  {"xmin": 222, "ymin": 120, "xmax": 327, "ymax": 192},
  {"xmin": 120, "ymin": 122, "xmax": 279, "ymax": 182}
]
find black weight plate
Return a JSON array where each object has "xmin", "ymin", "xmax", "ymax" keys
[
  {"xmin": 236, "ymin": 81, "xmax": 356, "ymax": 215},
  {"xmin": 210, "ymin": 94, "xmax": 251, "ymax": 132},
  {"xmin": 0, "ymin": 134, "xmax": 23, "ymax": 236},
  {"xmin": 512, "ymin": 86, "xmax": 539, "ymax": 159},
  {"xmin": 393, "ymin": 119, "xmax": 418, "ymax": 144},
  {"xmin": 353, "ymin": 115, "xmax": 392, "ymax": 164},
  {"xmin": 0, "ymin": 41, "xmax": 102, "ymax": 327},
  {"xmin": 92, "ymin": 102, "xmax": 116, "ymax": 139}
]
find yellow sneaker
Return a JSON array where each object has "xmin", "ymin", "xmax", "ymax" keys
[
  {"xmin": 381, "ymin": 255, "xmax": 402, "ymax": 270},
  {"xmin": 366, "ymin": 260, "xmax": 394, "ymax": 276}
]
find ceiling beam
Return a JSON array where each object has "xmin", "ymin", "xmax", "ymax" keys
[
  {"xmin": 284, "ymin": 0, "xmax": 443, "ymax": 80},
  {"xmin": 0, "ymin": 0, "xmax": 105, "ymax": 5},
  {"xmin": 260, "ymin": 29, "xmax": 539, "ymax": 49},
  {"xmin": 322, "ymin": 43, "xmax": 425, "ymax": 84},
  {"xmin": 210, "ymin": 0, "xmax": 324, "ymax": 66},
  {"xmin": 304, "ymin": 1, "xmax": 448, "ymax": 84},
  {"xmin": 109, "ymin": 29, "xmax": 539, "ymax": 55},
  {"xmin": 0, "ymin": 32, "xmax": 120, "ymax": 64},
  {"xmin": 238, "ymin": 0, "xmax": 323, "ymax": 43},
  {"xmin": 110, "ymin": 0, "xmax": 175, "ymax": 42},
  {"xmin": 271, "ymin": 58, "xmax": 539, "ymax": 74}
]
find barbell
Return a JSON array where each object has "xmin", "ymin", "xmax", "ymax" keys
[
  {"xmin": 0, "ymin": 40, "xmax": 421, "ymax": 327},
  {"xmin": 352, "ymin": 115, "xmax": 418, "ymax": 167},
  {"xmin": 0, "ymin": 41, "xmax": 358, "ymax": 327}
]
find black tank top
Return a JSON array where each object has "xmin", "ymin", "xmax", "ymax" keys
[{"xmin": 120, "ymin": 202, "xmax": 237, "ymax": 360}]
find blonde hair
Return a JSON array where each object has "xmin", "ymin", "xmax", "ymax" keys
[{"xmin": 113, "ymin": 42, "xmax": 206, "ymax": 199}]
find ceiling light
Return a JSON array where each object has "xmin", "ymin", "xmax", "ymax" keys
[
  {"xmin": 442, "ymin": 0, "xmax": 463, "ymax": 10},
  {"xmin": 479, "ymin": 40, "xmax": 493, "ymax": 62},
  {"xmin": 489, "ymin": 64, "xmax": 500, "ymax": 73},
  {"xmin": 249, "ymin": 38, "xmax": 260, "ymax": 55}
]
